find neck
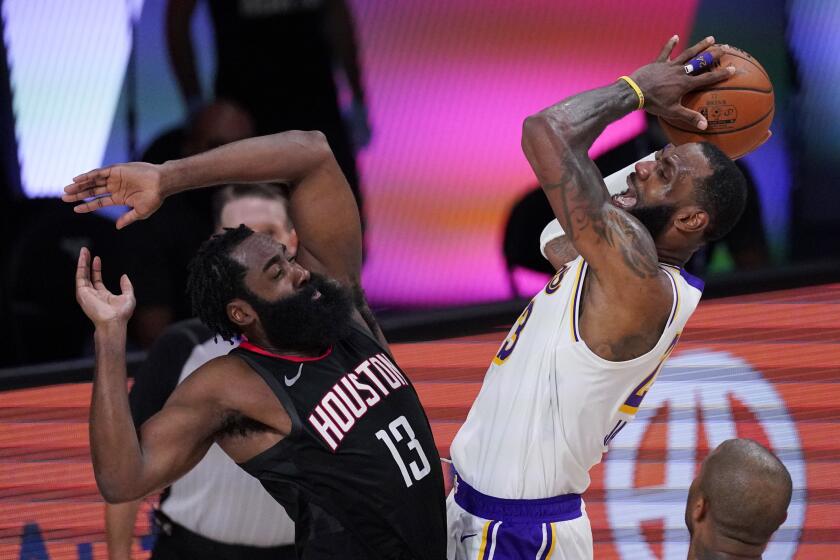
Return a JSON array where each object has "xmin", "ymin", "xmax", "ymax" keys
[
  {"xmin": 686, "ymin": 540, "xmax": 699, "ymax": 560},
  {"xmin": 655, "ymin": 244, "xmax": 698, "ymax": 267},
  {"xmin": 244, "ymin": 334, "xmax": 326, "ymax": 358}
]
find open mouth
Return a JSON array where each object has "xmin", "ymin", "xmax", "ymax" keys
[
  {"xmin": 611, "ymin": 174, "xmax": 639, "ymax": 209},
  {"xmin": 311, "ymin": 289, "xmax": 322, "ymax": 301}
]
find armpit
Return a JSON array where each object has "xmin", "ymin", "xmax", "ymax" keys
[{"xmin": 545, "ymin": 236, "xmax": 579, "ymax": 270}]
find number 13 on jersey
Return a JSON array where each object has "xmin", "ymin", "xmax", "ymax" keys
[
  {"xmin": 376, "ymin": 415, "xmax": 431, "ymax": 488},
  {"xmin": 493, "ymin": 301, "xmax": 535, "ymax": 365}
]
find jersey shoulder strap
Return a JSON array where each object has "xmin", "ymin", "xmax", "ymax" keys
[{"xmin": 230, "ymin": 348, "xmax": 305, "ymax": 434}]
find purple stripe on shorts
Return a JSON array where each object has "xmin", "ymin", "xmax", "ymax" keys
[{"xmin": 539, "ymin": 523, "xmax": 553, "ymax": 560}]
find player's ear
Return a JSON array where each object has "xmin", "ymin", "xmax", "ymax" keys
[
  {"xmin": 693, "ymin": 495, "xmax": 709, "ymax": 522},
  {"xmin": 287, "ymin": 227, "xmax": 300, "ymax": 257},
  {"xmin": 674, "ymin": 206, "xmax": 709, "ymax": 236},
  {"xmin": 227, "ymin": 298, "xmax": 257, "ymax": 328}
]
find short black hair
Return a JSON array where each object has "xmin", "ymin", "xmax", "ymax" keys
[
  {"xmin": 186, "ymin": 224, "xmax": 255, "ymax": 342},
  {"xmin": 694, "ymin": 143, "xmax": 748, "ymax": 241},
  {"xmin": 211, "ymin": 182, "xmax": 292, "ymax": 229},
  {"xmin": 700, "ymin": 438, "xmax": 792, "ymax": 545}
]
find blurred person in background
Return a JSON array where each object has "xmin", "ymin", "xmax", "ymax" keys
[
  {"xmin": 167, "ymin": 0, "xmax": 370, "ymax": 221},
  {"xmin": 105, "ymin": 184, "xmax": 298, "ymax": 560},
  {"xmin": 124, "ymin": 100, "xmax": 255, "ymax": 348},
  {"xmin": 685, "ymin": 438, "xmax": 792, "ymax": 560}
]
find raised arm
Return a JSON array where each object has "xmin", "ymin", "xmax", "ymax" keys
[
  {"xmin": 63, "ymin": 131, "xmax": 363, "ymax": 286},
  {"xmin": 76, "ymin": 248, "xmax": 226, "ymax": 502},
  {"xmin": 521, "ymin": 36, "xmax": 730, "ymax": 286}
]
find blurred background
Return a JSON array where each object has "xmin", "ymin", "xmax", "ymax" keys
[
  {"xmin": 1, "ymin": 0, "xmax": 839, "ymax": 362},
  {"xmin": 0, "ymin": 0, "xmax": 839, "ymax": 558}
]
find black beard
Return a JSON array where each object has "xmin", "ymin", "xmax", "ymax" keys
[
  {"xmin": 628, "ymin": 203, "xmax": 676, "ymax": 241},
  {"xmin": 245, "ymin": 273, "xmax": 354, "ymax": 355}
]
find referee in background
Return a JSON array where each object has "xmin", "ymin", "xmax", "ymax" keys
[{"xmin": 105, "ymin": 183, "xmax": 299, "ymax": 560}]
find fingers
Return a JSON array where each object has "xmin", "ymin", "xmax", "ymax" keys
[
  {"xmin": 120, "ymin": 274, "xmax": 134, "ymax": 297},
  {"xmin": 671, "ymin": 105, "xmax": 709, "ymax": 131},
  {"xmin": 72, "ymin": 167, "xmax": 111, "ymax": 185},
  {"xmin": 62, "ymin": 184, "xmax": 111, "ymax": 203},
  {"xmin": 656, "ymin": 35, "xmax": 679, "ymax": 62},
  {"xmin": 693, "ymin": 65, "xmax": 736, "ymax": 87},
  {"xmin": 675, "ymin": 36, "xmax": 715, "ymax": 64},
  {"xmin": 76, "ymin": 247, "xmax": 92, "ymax": 290},
  {"xmin": 72, "ymin": 195, "xmax": 116, "ymax": 214},
  {"xmin": 64, "ymin": 167, "xmax": 113, "ymax": 203},
  {"xmin": 92, "ymin": 256, "xmax": 105, "ymax": 290},
  {"xmin": 116, "ymin": 209, "xmax": 140, "ymax": 230}
]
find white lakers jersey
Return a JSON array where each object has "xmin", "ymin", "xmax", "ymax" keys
[{"xmin": 449, "ymin": 256, "xmax": 703, "ymax": 499}]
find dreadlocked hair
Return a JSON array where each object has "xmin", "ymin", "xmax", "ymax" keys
[{"xmin": 186, "ymin": 224, "xmax": 255, "ymax": 342}]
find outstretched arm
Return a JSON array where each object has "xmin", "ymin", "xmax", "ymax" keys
[
  {"xmin": 76, "ymin": 249, "xmax": 223, "ymax": 502},
  {"xmin": 63, "ymin": 131, "xmax": 363, "ymax": 288},
  {"xmin": 521, "ymin": 36, "xmax": 731, "ymax": 286}
]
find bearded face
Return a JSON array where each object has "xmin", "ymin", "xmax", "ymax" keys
[{"xmin": 244, "ymin": 272, "xmax": 354, "ymax": 354}]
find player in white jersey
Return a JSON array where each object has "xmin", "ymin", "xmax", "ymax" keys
[{"xmin": 448, "ymin": 36, "xmax": 749, "ymax": 559}]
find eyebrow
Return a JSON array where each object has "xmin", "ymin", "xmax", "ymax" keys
[
  {"xmin": 261, "ymin": 244, "xmax": 290, "ymax": 273},
  {"xmin": 262, "ymin": 254, "xmax": 283, "ymax": 272}
]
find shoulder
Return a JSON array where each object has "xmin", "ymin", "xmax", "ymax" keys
[
  {"xmin": 185, "ymin": 353, "xmax": 255, "ymax": 386},
  {"xmin": 162, "ymin": 353, "xmax": 265, "ymax": 416}
]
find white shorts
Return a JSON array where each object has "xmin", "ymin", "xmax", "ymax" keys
[{"xmin": 446, "ymin": 477, "xmax": 593, "ymax": 560}]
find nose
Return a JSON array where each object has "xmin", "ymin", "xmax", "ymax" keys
[
  {"xmin": 293, "ymin": 262, "xmax": 310, "ymax": 288},
  {"xmin": 635, "ymin": 160, "xmax": 653, "ymax": 180}
]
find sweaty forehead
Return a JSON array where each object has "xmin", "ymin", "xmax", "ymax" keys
[
  {"xmin": 674, "ymin": 143, "xmax": 713, "ymax": 181},
  {"xmin": 228, "ymin": 232, "xmax": 283, "ymax": 269}
]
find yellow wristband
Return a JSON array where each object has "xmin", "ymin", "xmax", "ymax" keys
[{"xmin": 618, "ymin": 76, "xmax": 644, "ymax": 110}]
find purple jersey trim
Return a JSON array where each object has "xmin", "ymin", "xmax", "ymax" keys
[
  {"xmin": 679, "ymin": 268, "xmax": 705, "ymax": 292},
  {"xmin": 454, "ymin": 474, "xmax": 582, "ymax": 524}
]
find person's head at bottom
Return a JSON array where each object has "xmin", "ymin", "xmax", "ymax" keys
[
  {"xmin": 685, "ymin": 438, "xmax": 792, "ymax": 559},
  {"xmin": 187, "ymin": 189, "xmax": 353, "ymax": 356}
]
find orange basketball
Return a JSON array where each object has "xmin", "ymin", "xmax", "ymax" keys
[{"xmin": 658, "ymin": 45, "xmax": 774, "ymax": 159}]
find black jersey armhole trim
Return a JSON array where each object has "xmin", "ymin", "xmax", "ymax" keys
[
  {"xmin": 232, "ymin": 350, "xmax": 304, "ymax": 437},
  {"xmin": 347, "ymin": 318, "xmax": 392, "ymax": 355}
]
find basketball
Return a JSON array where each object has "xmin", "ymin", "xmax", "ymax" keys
[{"xmin": 658, "ymin": 44, "xmax": 774, "ymax": 159}]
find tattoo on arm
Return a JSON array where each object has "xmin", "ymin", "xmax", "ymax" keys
[
  {"xmin": 543, "ymin": 157, "xmax": 659, "ymax": 279},
  {"xmin": 545, "ymin": 237, "xmax": 579, "ymax": 267}
]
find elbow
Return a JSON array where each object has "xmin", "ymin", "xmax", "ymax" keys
[
  {"xmin": 282, "ymin": 130, "xmax": 333, "ymax": 162},
  {"xmin": 522, "ymin": 111, "xmax": 571, "ymax": 146},
  {"xmin": 94, "ymin": 473, "xmax": 143, "ymax": 504},
  {"xmin": 99, "ymin": 485, "xmax": 137, "ymax": 504},
  {"xmin": 521, "ymin": 112, "xmax": 573, "ymax": 161},
  {"xmin": 524, "ymin": 107, "xmax": 574, "ymax": 135},
  {"xmin": 522, "ymin": 113, "xmax": 548, "ymax": 142},
  {"xmin": 521, "ymin": 114, "xmax": 545, "ymax": 156},
  {"xmin": 293, "ymin": 129, "xmax": 330, "ymax": 150}
]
